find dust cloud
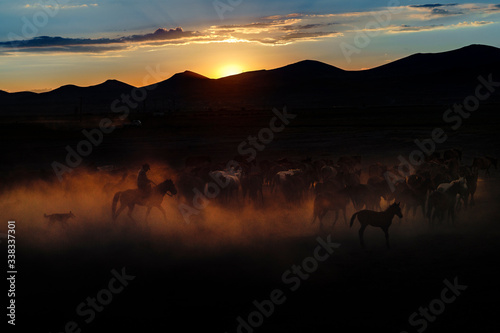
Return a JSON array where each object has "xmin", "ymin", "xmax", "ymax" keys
[{"xmin": 0, "ymin": 162, "xmax": 497, "ymax": 256}]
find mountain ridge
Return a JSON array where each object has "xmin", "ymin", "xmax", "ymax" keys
[
  {"xmin": 1, "ymin": 44, "xmax": 499, "ymax": 114},
  {"xmin": 5, "ymin": 44, "xmax": 498, "ymax": 94}
]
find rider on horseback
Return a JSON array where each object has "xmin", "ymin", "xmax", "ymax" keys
[{"xmin": 137, "ymin": 163, "xmax": 155, "ymax": 198}]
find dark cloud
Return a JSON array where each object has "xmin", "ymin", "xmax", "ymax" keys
[
  {"xmin": 408, "ymin": 4, "xmax": 463, "ymax": 16},
  {"xmin": 0, "ymin": 27, "xmax": 195, "ymax": 53},
  {"xmin": 261, "ymin": 13, "xmax": 305, "ymax": 20},
  {"xmin": 124, "ymin": 27, "xmax": 195, "ymax": 42},
  {"xmin": 281, "ymin": 23, "xmax": 337, "ymax": 31},
  {"xmin": 431, "ymin": 8, "xmax": 462, "ymax": 15},
  {"xmin": 217, "ymin": 22, "xmax": 286, "ymax": 29},
  {"xmin": 4, "ymin": 45, "xmax": 129, "ymax": 54},
  {"xmin": 0, "ymin": 36, "xmax": 115, "ymax": 49},
  {"xmin": 410, "ymin": 3, "xmax": 458, "ymax": 8},
  {"xmin": 481, "ymin": 4, "xmax": 500, "ymax": 13},
  {"xmin": 394, "ymin": 24, "xmax": 444, "ymax": 32},
  {"xmin": 282, "ymin": 31, "xmax": 337, "ymax": 41}
]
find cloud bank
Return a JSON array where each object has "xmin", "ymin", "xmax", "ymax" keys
[{"xmin": 0, "ymin": 3, "xmax": 499, "ymax": 55}]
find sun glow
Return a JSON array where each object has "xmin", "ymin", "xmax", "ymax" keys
[{"xmin": 217, "ymin": 64, "xmax": 243, "ymax": 78}]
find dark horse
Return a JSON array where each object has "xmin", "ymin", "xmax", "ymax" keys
[
  {"xmin": 472, "ymin": 156, "xmax": 497, "ymax": 176},
  {"xmin": 350, "ymin": 202, "xmax": 403, "ymax": 249},
  {"xmin": 112, "ymin": 179, "xmax": 177, "ymax": 222},
  {"xmin": 311, "ymin": 189, "xmax": 350, "ymax": 230}
]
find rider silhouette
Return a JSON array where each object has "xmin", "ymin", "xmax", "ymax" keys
[{"xmin": 137, "ymin": 163, "xmax": 155, "ymax": 198}]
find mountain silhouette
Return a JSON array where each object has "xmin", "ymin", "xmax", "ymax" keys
[{"xmin": 1, "ymin": 44, "xmax": 499, "ymax": 114}]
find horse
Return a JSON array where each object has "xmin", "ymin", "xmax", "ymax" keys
[
  {"xmin": 208, "ymin": 170, "xmax": 241, "ymax": 203},
  {"xmin": 472, "ymin": 156, "xmax": 497, "ymax": 176},
  {"xmin": 436, "ymin": 177, "xmax": 466, "ymax": 192},
  {"xmin": 427, "ymin": 178, "xmax": 467, "ymax": 226},
  {"xmin": 311, "ymin": 189, "xmax": 350, "ymax": 230},
  {"xmin": 111, "ymin": 179, "xmax": 177, "ymax": 222},
  {"xmin": 345, "ymin": 184, "xmax": 381, "ymax": 211},
  {"xmin": 350, "ymin": 202, "xmax": 403, "ymax": 249},
  {"xmin": 394, "ymin": 184, "xmax": 422, "ymax": 220},
  {"xmin": 463, "ymin": 167, "xmax": 478, "ymax": 206},
  {"xmin": 241, "ymin": 173, "xmax": 264, "ymax": 206},
  {"xmin": 177, "ymin": 172, "xmax": 206, "ymax": 204},
  {"xmin": 277, "ymin": 170, "xmax": 307, "ymax": 204}
]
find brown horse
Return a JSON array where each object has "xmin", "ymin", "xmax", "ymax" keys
[
  {"xmin": 112, "ymin": 179, "xmax": 177, "ymax": 222},
  {"xmin": 350, "ymin": 202, "xmax": 403, "ymax": 249},
  {"xmin": 311, "ymin": 189, "xmax": 350, "ymax": 230}
]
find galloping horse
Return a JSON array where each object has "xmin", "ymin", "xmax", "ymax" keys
[
  {"xmin": 111, "ymin": 179, "xmax": 177, "ymax": 222},
  {"xmin": 350, "ymin": 202, "xmax": 403, "ymax": 249}
]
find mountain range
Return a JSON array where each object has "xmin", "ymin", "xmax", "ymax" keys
[{"xmin": 1, "ymin": 44, "xmax": 499, "ymax": 115}]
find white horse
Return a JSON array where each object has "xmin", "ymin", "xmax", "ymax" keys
[{"xmin": 437, "ymin": 177, "xmax": 467, "ymax": 193}]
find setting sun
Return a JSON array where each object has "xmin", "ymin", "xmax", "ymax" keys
[{"xmin": 217, "ymin": 64, "xmax": 244, "ymax": 78}]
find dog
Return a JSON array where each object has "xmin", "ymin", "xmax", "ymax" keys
[{"xmin": 44, "ymin": 211, "xmax": 75, "ymax": 226}]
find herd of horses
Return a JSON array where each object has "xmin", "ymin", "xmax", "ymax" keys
[{"xmin": 109, "ymin": 150, "xmax": 497, "ymax": 248}]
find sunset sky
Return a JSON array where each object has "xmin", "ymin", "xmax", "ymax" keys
[{"xmin": 1, "ymin": 0, "xmax": 499, "ymax": 92}]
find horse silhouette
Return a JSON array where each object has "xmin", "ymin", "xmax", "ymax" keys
[
  {"xmin": 472, "ymin": 156, "xmax": 497, "ymax": 176},
  {"xmin": 460, "ymin": 167, "xmax": 478, "ymax": 206},
  {"xmin": 427, "ymin": 178, "xmax": 467, "ymax": 225},
  {"xmin": 312, "ymin": 189, "xmax": 350, "ymax": 230},
  {"xmin": 111, "ymin": 179, "xmax": 177, "ymax": 222},
  {"xmin": 350, "ymin": 202, "xmax": 403, "ymax": 249}
]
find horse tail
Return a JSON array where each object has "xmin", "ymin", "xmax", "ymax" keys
[
  {"xmin": 111, "ymin": 191, "xmax": 122, "ymax": 220},
  {"xmin": 349, "ymin": 212, "xmax": 359, "ymax": 228}
]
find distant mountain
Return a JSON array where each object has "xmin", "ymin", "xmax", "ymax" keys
[
  {"xmin": 171, "ymin": 70, "xmax": 209, "ymax": 81},
  {"xmin": 366, "ymin": 44, "xmax": 500, "ymax": 77},
  {"xmin": 1, "ymin": 44, "xmax": 499, "ymax": 115},
  {"xmin": 45, "ymin": 79, "xmax": 135, "ymax": 100},
  {"xmin": 0, "ymin": 79, "xmax": 136, "ymax": 114}
]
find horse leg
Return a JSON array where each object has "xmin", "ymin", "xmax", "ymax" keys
[
  {"xmin": 449, "ymin": 206, "xmax": 456, "ymax": 226},
  {"xmin": 429, "ymin": 207, "xmax": 435, "ymax": 227},
  {"xmin": 332, "ymin": 210, "xmax": 339, "ymax": 228},
  {"xmin": 342, "ymin": 208, "xmax": 347, "ymax": 225},
  {"xmin": 382, "ymin": 227, "xmax": 390, "ymax": 249},
  {"xmin": 311, "ymin": 212, "xmax": 318, "ymax": 224},
  {"xmin": 127, "ymin": 204, "xmax": 136, "ymax": 222},
  {"xmin": 456, "ymin": 197, "xmax": 462, "ymax": 212},
  {"xmin": 113, "ymin": 204, "xmax": 126, "ymax": 221},
  {"xmin": 358, "ymin": 224, "xmax": 367, "ymax": 248},
  {"xmin": 157, "ymin": 205, "xmax": 168, "ymax": 222},
  {"xmin": 318, "ymin": 212, "xmax": 327, "ymax": 231},
  {"xmin": 145, "ymin": 207, "xmax": 152, "ymax": 223}
]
